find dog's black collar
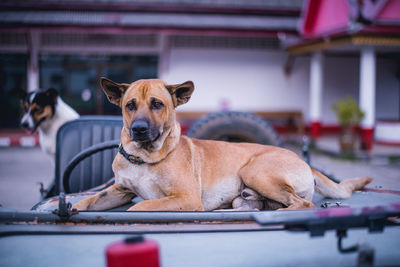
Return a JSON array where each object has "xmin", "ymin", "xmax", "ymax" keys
[{"xmin": 118, "ymin": 144, "xmax": 145, "ymax": 165}]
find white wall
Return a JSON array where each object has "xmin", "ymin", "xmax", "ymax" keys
[
  {"xmin": 163, "ymin": 48, "xmax": 310, "ymax": 115},
  {"xmin": 322, "ymin": 54, "xmax": 400, "ymax": 124},
  {"xmin": 162, "ymin": 47, "xmax": 399, "ymax": 125},
  {"xmin": 322, "ymin": 55, "xmax": 360, "ymax": 124},
  {"xmin": 321, "ymin": 54, "xmax": 400, "ymax": 124},
  {"xmin": 376, "ymin": 56, "xmax": 400, "ymax": 121}
]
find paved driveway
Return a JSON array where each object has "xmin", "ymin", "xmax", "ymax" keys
[{"xmin": 0, "ymin": 147, "xmax": 53, "ymax": 210}]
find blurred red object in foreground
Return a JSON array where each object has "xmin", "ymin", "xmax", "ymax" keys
[{"xmin": 106, "ymin": 236, "xmax": 160, "ymax": 267}]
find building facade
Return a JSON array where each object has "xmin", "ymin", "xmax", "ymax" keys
[{"xmin": 0, "ymin": 0, "xmax": 399, "ymax": 148}]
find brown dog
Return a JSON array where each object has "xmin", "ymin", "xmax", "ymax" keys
[{"xmin": 72, "ymin": 78, "xmax": 371, "ymax": 211}]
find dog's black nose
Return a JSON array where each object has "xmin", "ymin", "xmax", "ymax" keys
[
  {"xmin": 131, "ymin": 120, "xmax": 149, "ymax": 135},
  {"xmin": 21, "ymin": 122, "xmax": 29, "ymax": 129}
]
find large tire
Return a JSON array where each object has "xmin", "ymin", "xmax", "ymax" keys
[{"xmin": 186, "ymin": 111, "xmax": 282, "ymax": 146}]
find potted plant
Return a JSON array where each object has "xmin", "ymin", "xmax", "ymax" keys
[{"xmin": 332, "ymin": 96, "xmax": 365, "ymax": 154}]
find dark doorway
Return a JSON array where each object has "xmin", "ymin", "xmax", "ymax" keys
[
  {"xmin": 0, "ymin": 54, "xmax": 27, "ymax": 128},
  {"xmin": 40, "ymin": 54, "xmax": 158, "ymax": 116}
]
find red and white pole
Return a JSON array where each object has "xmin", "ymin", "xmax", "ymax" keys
[
  {"xmin": 359, "ymin": 47, "xmax": 376, "ymax": 151},
  {"xmin": 309, "ymin": 51, "xmax": 324, "ymax": 140}
]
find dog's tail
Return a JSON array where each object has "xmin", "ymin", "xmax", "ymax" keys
[{"xmin": 312, "ymin": 168, "xmax": 372, "ymax": 199}]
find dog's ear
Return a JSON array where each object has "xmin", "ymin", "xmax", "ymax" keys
[
  {"xmin": 100, "ymin": 77, "xmax": 129, "ymax": 107},
  {"xmin": 45, "ymin": 88, "xmax": 59, "ymax": 104},
  {"xmin": 166, "ymin": 81, "xmax": 194, "ymax": 107}
]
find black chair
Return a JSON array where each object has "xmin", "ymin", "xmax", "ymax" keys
[{"xmin": 53, "ymin": 116, "xmax": 123, "ymax": 195}]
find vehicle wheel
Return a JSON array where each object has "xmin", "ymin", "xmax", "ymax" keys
[{"xmin": 185, "ymin": 111, "xmax": 282, "ymax": 146}]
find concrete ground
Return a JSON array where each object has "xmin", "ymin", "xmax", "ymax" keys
[
  {"xmin": 287, "ymin": 137, "xmax": 400, "ymax": 191},
  {"xmin": 0, "ymin": 137, "xmax": 399, "ymax": 210},
  {"xmin": 0, "ymin": 147, "xmax": 53, "ymax": 210},
  {"xmin": 288, "ymin": 136, "xmax": 400, "ymax": 194}
]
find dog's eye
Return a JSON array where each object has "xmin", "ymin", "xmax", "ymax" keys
[
  {"xmin": 33, "ymin": 107, "xmax": 43, "ymax": 113},
  {"xmin": 126, "ymin": 102, "xmax": 136, "ymax": 111},
  {"xmin": 151, "ymin": 100, "xmax": 163, "ymax": 110}
]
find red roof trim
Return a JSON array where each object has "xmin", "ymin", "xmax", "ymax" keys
[{"xmin": 302, "ymin": 0, "xmax": 322, "ymax": 35}]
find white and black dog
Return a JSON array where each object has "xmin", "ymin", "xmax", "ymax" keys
[{"xmin": 19, "ymin": 88, "xmax": 79, "ymax": 160}]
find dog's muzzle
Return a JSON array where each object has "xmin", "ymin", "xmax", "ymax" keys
[
  {"xmin": 20, "ymin": 114, "xmax": 39, "ymax": 134},
  {"xmin": 130, "ymin": 119, "xmax": 159, "ymax": 143},
  {"xmin": 21, "ymin": 121, "xmax": 30, "ymax": 129}
]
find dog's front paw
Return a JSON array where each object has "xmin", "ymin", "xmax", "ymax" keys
[{"xmin": 71, "ymin": 201, "xmax": 89, "ymax": 211}]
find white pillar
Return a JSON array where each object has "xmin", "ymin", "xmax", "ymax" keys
[
  {"xmin": 158, "ymin": 33, "xmax": 170, "ymax": 80},
  {"xmin": 309, "ymin": 51, "xmax": 324, "ymax": 139},
  {"xmin": 27, "ymin": 31, "xmax": 40, "ymax": 92},
  {"xmin": 359, "ymin": 47, "xmax": 376, "ymax": 150},
  {"xmin": 359, "ymin": 47, "xmax": 376, "ymax": 129}
]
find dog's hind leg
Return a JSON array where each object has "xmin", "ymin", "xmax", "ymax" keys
[
  {"xmin": 72, "ymin": 184, "xmax": 135, "ymax": 211},
  {"xmin": 239, "ymin": 154, "xmax": 315, "ymax": 210},
  {"xmin": 241, "ymin": 178, "xmax": 314, "ymax": 210}
]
